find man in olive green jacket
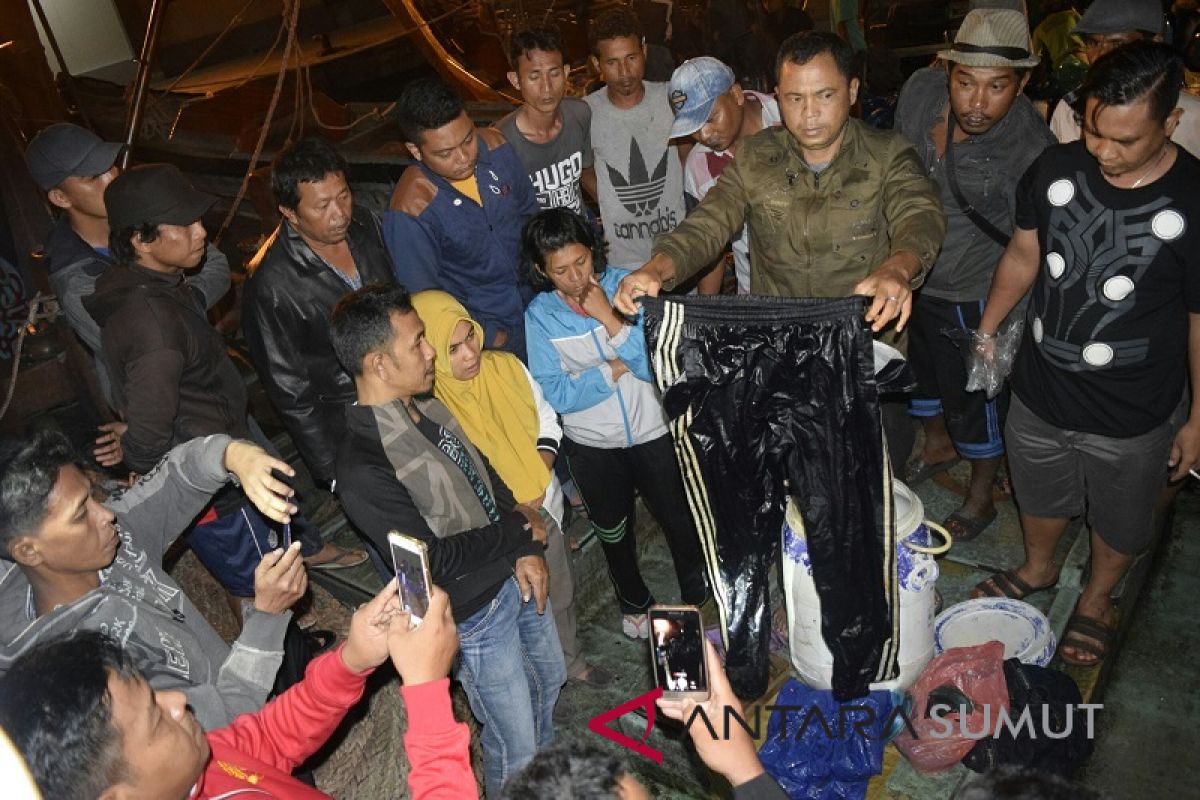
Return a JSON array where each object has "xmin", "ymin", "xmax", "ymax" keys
[
  {"xmin": 615, "ymin": 32, "xmax": 944, "ymax": 336},
  {"xmin": 616, "ymin": 31, "xmax": 944, "ymax": 469}
]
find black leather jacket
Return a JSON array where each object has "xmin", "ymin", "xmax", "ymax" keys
[{"xmin": 242, "ymin": 206, "xmax": 397, "ymax": 483}]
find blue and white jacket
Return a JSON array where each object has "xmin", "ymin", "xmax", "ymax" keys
[{"xmin": 525, "ymin": 267, "xmax": 669, "ymax": 448}]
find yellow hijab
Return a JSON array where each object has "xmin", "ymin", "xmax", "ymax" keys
[{"xmin": 411, "ymin": 290, "xmax": 550, "ymax": 504}]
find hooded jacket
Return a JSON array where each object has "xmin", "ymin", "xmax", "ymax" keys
[
  {"xmin": 83, "ymin": 260, "xmax": 249, "ymax": 473},
  {"xmin": 0, "ymin": 435, "xmax": 288, "ymax": 729},
  {"xmin": 42, "ymin": 215, "xmax": 230, "ymax": 405},
  {"xmin": 242, "ymin": 207, "xmax": 397, "ymax": 485},
  {"xmin": 524, "ymin": 267, "xmax": 669, "ymax": 449}
]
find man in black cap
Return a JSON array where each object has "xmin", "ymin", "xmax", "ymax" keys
[
  {"xmin": 23, "ymin": 124, "xmax": 230, "ymax": 424},
  {"xmin": 83, "ymin": 164, "xmax": 246, "ymax": 477},
  {"xmin": 1048, "ymin": 0, "xmax": 1200, "ymax": 155},
  {"xmin": 81, "ymin": 164, "xmax": 331, "ymax": 613}
]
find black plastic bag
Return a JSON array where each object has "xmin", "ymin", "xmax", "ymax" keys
[{"xmin": 962, "ymin": 659, "xmax": 1093, "ymax": 777}]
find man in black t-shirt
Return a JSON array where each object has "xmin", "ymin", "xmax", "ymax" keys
[{"xmin": 972, "ymin": 42, "xmax": 1200, "ymax": 667}]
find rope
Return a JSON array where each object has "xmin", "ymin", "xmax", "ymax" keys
[
  {"xmin": 302, "ymin": 64, "xmax": 396, "ymax": 131},
  {"xmin": 161, "ymin": 0, "xmax": 262, "ymax": 94},
  {"xmin": 0, "ymin": 294, "xmax": 55, "ymax": 422},
  {"xmin": 214, "ymin": 0, "xmax": 301, "ymax": 246}
]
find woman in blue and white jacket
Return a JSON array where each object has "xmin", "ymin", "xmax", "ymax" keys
[{"xmin": 523, "ymin": 208, "xmax": 708, "ymax": 640}]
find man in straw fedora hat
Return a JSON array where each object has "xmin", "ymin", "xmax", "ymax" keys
[{"xmin": 893, "ymin": 8, "xmax": 1055, "ymax": 543}]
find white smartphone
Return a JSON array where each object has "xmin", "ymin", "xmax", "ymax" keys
[
  {"xmin": 648, "ymin": 604, "xmax": 710, "ymax": 700},
  {"xmin": 387, "ymin": 531, "xmax": 433, "ymax": 625}
]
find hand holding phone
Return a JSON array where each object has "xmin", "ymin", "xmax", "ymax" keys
[
  {"xmin": 387, "ymin": 585, "xmax": 459, "ymax": 685},
  {"xmin": 648, "ymin": 605, "xmax": 709, "ymax": 700},
  {"xmin": 252, "ymin": 540, "xmax": 307, "ymax": 614},
  {"xmin": 341, "ymin": 578, "xmax": 405, "ymax": 674},
  {"xmin": 657, "ymin": 639, "xmax": 766, "ymax": 788},
  {"xmin": 388, "ymin": 532, "xmax": 433, "ymax": 626}
]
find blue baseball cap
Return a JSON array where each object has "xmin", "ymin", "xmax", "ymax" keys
[{"xmin": 668, "ymin": 57, "xmax": 736, "ymax": 139}]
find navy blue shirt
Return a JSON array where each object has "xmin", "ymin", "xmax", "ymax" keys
[{"xmin": 384, "ymin": 133, "xmax": 539, "ymax": 359}]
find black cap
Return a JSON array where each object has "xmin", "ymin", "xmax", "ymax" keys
[
  {"xmin": 104, "ymin": 164, "xmax": 216, "ymax": 232},
  {"xmin": 24, "ymin": 123, "xmax": 122, "ymax": 191}
]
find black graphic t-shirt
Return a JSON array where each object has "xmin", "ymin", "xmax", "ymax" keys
[
  {"xmin": 1012, "ymin": 141, "xmax": 1200, "ymax": 436},
  {"xmin": 412, "ymin": 410, "xmax": 501, "ymax": 523}
]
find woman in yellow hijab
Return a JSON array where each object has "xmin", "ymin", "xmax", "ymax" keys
[{"xmin": 412, "ymin": 290, "xmax": 610, "ymax": 687}]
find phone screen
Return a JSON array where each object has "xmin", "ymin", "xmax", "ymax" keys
[
  {"xmin": 389, "ymin": 536, "xmax": 431, "ymax": 623},
  {"xmin": 649, "ymin": 606, "xmax": 708, "ymax": 696}
]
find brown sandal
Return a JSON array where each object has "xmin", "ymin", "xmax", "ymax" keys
[
  {"xmin": 1059, "ymin": 611, "xmax": 1118, "ymax": 667},
  {"xmin": 974, "ymin": 568, "xmax": 1056, "ymax": 600}
]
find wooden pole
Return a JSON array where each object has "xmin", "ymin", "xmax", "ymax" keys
[{"xmin": 122, "ymin": 0, "xmax": 169, "ymax": 168}]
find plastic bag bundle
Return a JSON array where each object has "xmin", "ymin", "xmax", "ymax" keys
[
  {"xmin": 944, "ymin": 317, "xmax": 1024, "ymax": 399},
  {"xmin": 892, "ymin": 641, "xmax": 1010, "ymax": 773},
  {"xmin": 757, "ymin": 678, "xmax": 893, "ymax": 799}
]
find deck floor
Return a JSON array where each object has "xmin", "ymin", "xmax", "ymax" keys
[{"xmin": 141, "ymin": 407, "xmax": 1199, "ymax": 798}]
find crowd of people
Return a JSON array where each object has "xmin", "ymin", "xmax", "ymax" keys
[{"xmin": 1, "ymin": 0, "xmax": 1198, "ymax": 796}]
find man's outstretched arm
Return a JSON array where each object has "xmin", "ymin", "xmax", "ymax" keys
[{"xmin": 390, "ymin": 587, "xmax": 478, "ymax": 799}]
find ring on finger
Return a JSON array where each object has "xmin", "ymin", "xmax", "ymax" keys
[{"xmin": 885, "ymin": 295, "xmax": 901, "ymax": 303}]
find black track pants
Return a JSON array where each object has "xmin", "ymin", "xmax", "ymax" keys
[
  {"xmin": 643, "ymin": 295, "xmax": 898, "ymax": 700},
  {"xmin": 566, "ymin": 434, "xmax": 709, "ymax": 613}
]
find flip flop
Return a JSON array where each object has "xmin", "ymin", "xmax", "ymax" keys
[
  {"xmin": 901, "ymin": 455, "xmax": 962, "ymax": 486},
  {"xmin": 942, "ymin": 508, "xmax": 998, "ymax": 542},
  {"xmin": 973, "ymin": 568, "xmax": 1057, "ymax": 601},
  {"xmin": 1059, "ymin": 610, "xmax": 1119, "ymax": 667},
  {"xmin": 305, "ymin": 544, "xmax": 369, "ymax": 571}
]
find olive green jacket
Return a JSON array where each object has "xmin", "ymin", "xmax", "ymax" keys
[{"xmin": 654, "ymin": 118, "xmax": 945, "ymax": 297}]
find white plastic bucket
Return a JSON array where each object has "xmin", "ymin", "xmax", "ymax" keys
[{"xmin": 782, "ymin": 480, "xmax": 950, "ymax": 692}]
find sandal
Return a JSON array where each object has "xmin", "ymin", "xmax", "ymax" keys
[
  {"xmin": 901, "ymin": 455, "xmax": 961, "ymax": 486},
  {"xmin": 1059, "ymin": 609, "xmax": 1119, "ymax": 667},
  {"xmin": 305, "ymin": 543, "xmax": 369, "ymax": 571},
  {"xmin": 622, "ymin": 613, "xmax": 649, "ymax": 640},
  {"xmin": 306, "ymin": 628, "xmax": 338, "ymax": 655},
  {"xmin": 942, "ymin": 508, "xmax": 998, "ymax": 542},
  {"xmin": 973, "ymin": 568, "xmax": 1057, "ymax": 600}
]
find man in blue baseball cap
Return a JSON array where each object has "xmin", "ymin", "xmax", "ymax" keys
[{"xmin": 667, "ymin": 56, "xmax": 781, "ymax": 295}]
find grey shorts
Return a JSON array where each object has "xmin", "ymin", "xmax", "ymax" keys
[{"xmin": 1006, "ymin": 394, "xmax": 1183, "ymax": 554}]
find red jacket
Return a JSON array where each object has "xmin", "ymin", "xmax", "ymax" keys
[{"xmin": 189, "ymin": 646, "xmax": 477, "ymax": 799}]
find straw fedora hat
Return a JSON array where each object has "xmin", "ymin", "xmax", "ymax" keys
[{"xmin": 938, "ymin": 8, "xmax": 1040, "ymax": 69}]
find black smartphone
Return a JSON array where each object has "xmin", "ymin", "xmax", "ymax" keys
[{"xmin": 648, "ymin": 604, "xmax": 709, "ymax": 700}]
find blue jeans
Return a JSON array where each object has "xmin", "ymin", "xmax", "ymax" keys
[{"xmin": 454, "ymin": 578, "xmax": 566, "ymax": 796}]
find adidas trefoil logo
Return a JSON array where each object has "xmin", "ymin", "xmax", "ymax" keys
[{"xmin": 607, "ymin": 139, "xmax": 670, "ymax": 217}]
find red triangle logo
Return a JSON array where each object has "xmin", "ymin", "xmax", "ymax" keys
[{"xmin": 587, "ymin": 687, "xmax": 665, "ymax": 763}]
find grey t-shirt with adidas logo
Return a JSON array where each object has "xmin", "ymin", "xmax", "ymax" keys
[{"xmin": 585, "ymin": 81, "xmax": 685, "ymax": 269}]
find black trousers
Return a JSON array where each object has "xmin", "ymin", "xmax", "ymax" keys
[
  {"xmin": 565, "ymin": 434, "xmax": 709, "ymax": 613},
  {"xmin": 643, "ymin": 295, "xmax": 899, "ymax": 700}
]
